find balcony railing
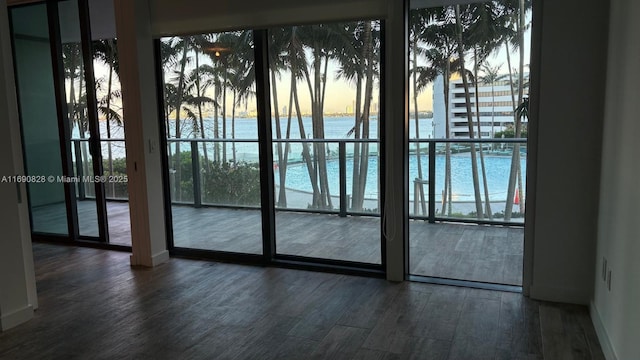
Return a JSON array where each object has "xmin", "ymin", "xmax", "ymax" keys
[
  {"xmin": 409, "ymin": 138, "xmax": 527, "ymax": 224},
  {"xmin": 166, "ymin": 138, "xmax": 381, "ymax": 216},
  {"xmin": 73, "ymin": 137, "xmax": 527, "ymax": 225}
]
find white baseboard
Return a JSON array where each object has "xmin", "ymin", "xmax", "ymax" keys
[
  {"xmin": 150, "ymin": 250, "xmax": 169, "ymax": 266},
  {"xmin": 0, "ymin": 305, "xmax": 33, "ymax": 331},
  {"xmin": 590, "ymin": 301, "xmax": 618, "ymax": 360},
  {"xmin": 529, "ymin": 284, "xmax": 590, "ymax": 305},
  {"xmin": 130, "ymin": 250, "xmax": 170, "ymax": 267}
]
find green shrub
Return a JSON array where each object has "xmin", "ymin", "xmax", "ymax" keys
[
  {"xmin": 201, "ymin": 161, "xmax": 261, "ymax": 205},
  {"xmin": 493, "ymin": 127, "xmax": 528, "ymax": 139},
  {"xmin": 103, "ymin": 157, "xmax": 128, "ymax": 199},
  {"xmin": 492, "ymin": 210, "xmax": 524, "ymax": 219}
]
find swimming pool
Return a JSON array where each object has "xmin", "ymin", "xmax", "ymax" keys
[{"xmin": 277, "ymin": 152, "xmax": 527, "ymax": 202}]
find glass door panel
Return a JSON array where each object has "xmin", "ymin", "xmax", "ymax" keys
[
  {"xmin": 11, "ymin": 0, "xmax": 115, "ymax": 243},
  {"xmin": 11, "ymin": 4, "xmax": 68, "ymax": 236},
  {"xmin": 269, "ymin": 21, "xmax": 382, "ymax": 265},
  {"xmin": 59, "ymin": 0, "xmax": 103, "ymax": 239},
  {"xmin": 160, "ymin": 31, "xmax": 263, "ymax": 254},
  {"xmin": 407, "ymin": 0, "xmax": 530, "ymax": 285},
  {"xmin": 89, "ymin": 0, "xmax": 131, "ymax": 245}
]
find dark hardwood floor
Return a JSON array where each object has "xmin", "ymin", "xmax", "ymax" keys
[
  {"xmin": 32, "ymin": 201, "xmax": 524, "ymax": 285},
  {"xmin": 0, "ymin": 244, "xmax": 603, "ymax": 360}
]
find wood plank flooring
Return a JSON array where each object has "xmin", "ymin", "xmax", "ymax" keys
[
  {"xmin": 0, "ymin": 244, "xmax": 604, "ymax": 359},
  {"xmin": 33, "ymin": 201, "xmax": 523, "ymax": 285}
]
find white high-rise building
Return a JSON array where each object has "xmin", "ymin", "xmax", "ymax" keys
[{"xmin": 432, "ymin": 74, "xmax": 528, "ymax": 139}]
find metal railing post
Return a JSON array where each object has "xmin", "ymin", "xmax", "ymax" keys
[
  {"xmin": 428, "ymin": 141, "xmax": 436, "ymax": 223},
  {"xmin": 74, "ymin": 139, "xmax": 86, "ymax": 200},
  {"xmin": 191, "ymin": 141, "xmax": 202, "ymax": 208},
  {"xmin": 413, "ymin": 180, "xmax": 418, "ymax": 215},
  {"xmin": 339, "ymin": 141, "xmax": 347, "ymax": 217}
]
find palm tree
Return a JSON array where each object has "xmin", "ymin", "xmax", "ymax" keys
[
  {"xmin": 269, "ymin": 28, "xmax": 291, "ymax": 207},
  {"xmin": 501, "ymin": 0, "xmax": 532, "ymax": 220},
  {"xmin": 62, "ymin": 43, "xmax": 83, "ymax": 134},
  {"xmin": 437, "ymin": 1, "xmax": 512, "ymax": 220},
  {"xmin": 335, "ymin": 20, "xmax": 380, "ymax": 212},
  {"xmin": 161, "ymin": 36, "xmax": 191, "ymax": 201},
  {"xmin": 300, "ymin": 24, "xmax": 335, "ymax": 209},
  {"xmin": 199, "ymin": 37, "xmax": 220, "ymax": 163},
  {"xmin": 454, "ymin": 4, "xmax": 483, "ymax": 219},
  {"xmin": 175, "ymin": 37, "xmax": 190, "ymax": 200},
  {"xmin": 272, "ymin": 26, "xmax": 322, "ymax": 207},
  {"xmin": 422, "ymin": 5, "xmax": 486, "ymax": 218},
  {"xmin": 213, "ymin": 33, "xmax": 238, "ymax": 164},
  {"xmin": 422, "ymin": 10, "xmax": 458, "ymax": 216},
  {"xmin": 198, "ymin": 32, "xmax": 254, "ymax": 166},
  {"xmin": 268, "ymin": 27, "xmax": 321, "ymax": 207},
  {"xmin": 186, "ymin": 35, "xmax": 214, "ymax": 173},
  {"xmin": 471, "ymin": 51, "xmax": 494, "ymax": 219},
  {"xmin": 275, "ymin": 22, "xmax": 380, "ymax": 211},
  {"xmin": 227, "ymin": 31, "xmax": 255, "ymax": 165},
  {"xmin": 159, "ymin": 40, "xmax": 181, "ymax": 145},
  {"xmin": 93, "ymin": 39, "xmax": 122, "ymax": 197},
  {"xmin": 283, "ymin": 24, "xmax": 339, "ymax": 210},
  {"xmin": 62, "ymin": 42, "xmax": 96, "ymax": 197},
  {"xmin": 184, "ymin": 64, "xmax": 213, "ymax": 168},
  {"xmin": 352, "ymin": 20, "xmax": 379, "ymax": 212},
  {"xmin": 503, "ymin": 68, "xmax": 529, "ymax": 215},
  {"xmin": 335, "ymin": 23, "xmax": 365, "ymax": 211},
  {"xmin": 409, "ymin": 9, "xmax": 435, "ymax": 216},
  {"xmin": 465, "ymin": 2, "xmax": 510, "ymax": 219}
]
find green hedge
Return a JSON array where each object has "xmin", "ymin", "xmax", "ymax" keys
[
  {"xmin": 169, "ymin": 151, "xmax": 261, "ymax": 206},
  {"xmin": 102, "ymin": 152, "xmax": 262, "ymax": 205}
]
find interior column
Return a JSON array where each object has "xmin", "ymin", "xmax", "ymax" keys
[
  {"xmin": 384, "ymin": 0, "xmax": 409, "ymax": 281},
  {"xmin": 114, "ymin": 0, "xmax": 169, "ymax": 267}
]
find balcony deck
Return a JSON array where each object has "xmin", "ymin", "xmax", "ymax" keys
[{"xmin": 33, "ymin": 200, "xmax": 523, "ymax": 286}]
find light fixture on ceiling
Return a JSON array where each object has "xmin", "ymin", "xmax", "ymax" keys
[{"xmin": 204, "ymin": 42, "xmax": 231, "ymax": 57}]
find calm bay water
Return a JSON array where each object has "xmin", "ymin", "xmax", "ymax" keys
[{"xmin": 173, "ymin": 115, "xmax": 432, "ymax": 140}]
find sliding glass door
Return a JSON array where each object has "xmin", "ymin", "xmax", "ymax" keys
[
  {"xmin": 59, "ymin": 0, "xmax": 107, "ymax": 239},
  {"xmin": 10, "ymin": 0, "xmax": 121, "ymax": 244},
  {"xmin": 159, "ymin": 21, "xmax": 384, "ymax": 270},
  {"xmin": 407, "ymin": 0, "xmax": 530, "ymax": 286},
  {"xmin": 159, "ymin": 31, "xmax": 263, "ymax": 254},
  {"xmin": 11, "ymin": 3, "xmax": 69, "ymax": 236},
  {"xmin": 269, "ymin": 21, "xmax": 383, "ymax": 265}
]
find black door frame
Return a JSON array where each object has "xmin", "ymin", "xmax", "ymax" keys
[{"xmin": 9, "ymin": 0, "xmax": 118, "ymax": 248}]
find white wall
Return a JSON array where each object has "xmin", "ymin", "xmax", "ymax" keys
[
  {"xmin": 150, "ymin": 0, "xmax": 386, "ymax": 36},
  {"xmin": 527, "ymin": 0, "xmax": 609, "ymax": 304},
  {"xmin": 592, "ymin": 0, "xmax": 640, "ymax": 358}
]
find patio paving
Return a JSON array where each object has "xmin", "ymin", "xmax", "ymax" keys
[{"xmin": 32, "ymin": 201, "xmax": 523, "ymax": 285}]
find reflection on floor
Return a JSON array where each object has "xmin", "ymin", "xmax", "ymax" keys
[
  {"xmin": 33, "ymin": 201, "xmax": 523, "ymax": 285},
  {"xmin": 31, "ymin": 200, "xmax": 131, "ymax": 245}
]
